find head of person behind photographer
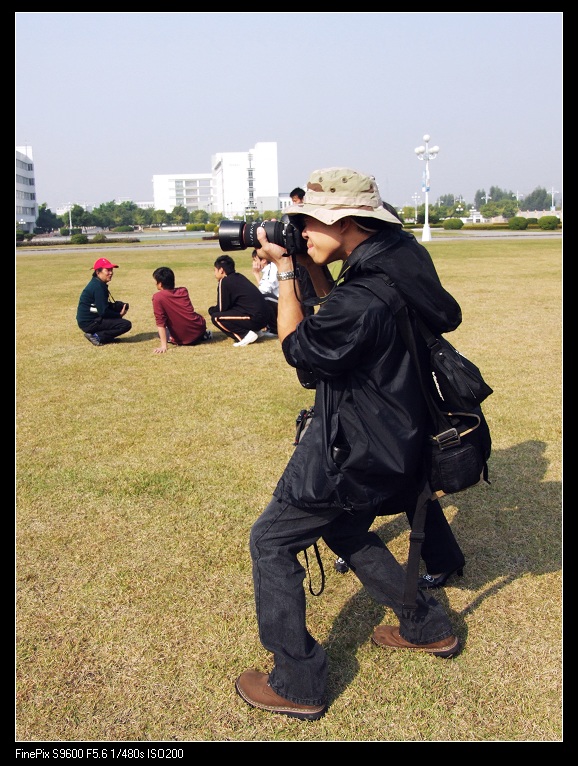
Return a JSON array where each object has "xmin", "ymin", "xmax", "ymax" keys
[{"xmin": 234, "ymin": 167, "xmax": 464, "ymax": 721}]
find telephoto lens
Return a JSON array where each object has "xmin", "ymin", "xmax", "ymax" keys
[
  {"xmin": 218, "ymin": 220, "xmax": 285, "ymax": 252},
  {"xmin": 218, "ymin": 218, "xmax": 306, "ymax": 255}
]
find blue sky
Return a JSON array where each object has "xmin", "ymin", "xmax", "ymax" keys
[{"xmin": 15, "ymin": 12, "xmax": 563, "ymax": 211}]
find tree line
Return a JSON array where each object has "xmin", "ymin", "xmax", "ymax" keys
[
  {"xmin": 400, "ymin": 186, "xmax": 558, "ymax": 225},
  {"xmin": 27, "ymin": 186, "xmax": 559, "ymax": 234}
]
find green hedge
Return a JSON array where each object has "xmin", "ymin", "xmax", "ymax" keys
[
  {"xmin": 508, "ymin": 217, "xmax": 529, "ymax": 230},
  {"xmin": 443, "ymin": 218, "xmax": 464, "ymax": 230}
]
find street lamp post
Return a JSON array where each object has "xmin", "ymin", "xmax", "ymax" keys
[
  {"xmin": 411, "ymin": 193, "xmax": 421, "ymax": 224},
  {"xmin": 68, "ymin": 205, "xmax": 73, "ymax": 236},
  {"xmin": 550, "ymin": 187, "xmax": 559, "ymax": 212},
  {"xmin": 414, "ymin": 134, "xmax": 439, "ymax": 242}
]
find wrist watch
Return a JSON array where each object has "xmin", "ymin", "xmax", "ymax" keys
[{"xmin": 278, "ymin": 270, "xmax": 296, "ymax": 281}]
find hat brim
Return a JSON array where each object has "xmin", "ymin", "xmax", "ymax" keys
[{"xmin": 285, "ymin": 203, "xmax": 402, "ymax": 227}]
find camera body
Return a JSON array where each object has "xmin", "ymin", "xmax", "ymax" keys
[{"xmin": 218, "ymin": 218, "xmax": 306, "ymax": 256}]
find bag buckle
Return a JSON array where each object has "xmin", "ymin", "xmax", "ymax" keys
[{"xmin": 431, "ymin": 427, "xmax": 461, "ymax": 450}]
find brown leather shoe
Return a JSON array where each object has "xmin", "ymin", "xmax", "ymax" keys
[
  {"xmin": 372, "ymin": 625, "xmax": 461, "ymax": 658},
  {"xmin": 235, "ymin": 670, "xmax": 327, "ymax": 720}
]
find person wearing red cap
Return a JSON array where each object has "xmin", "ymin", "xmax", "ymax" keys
[{"xmin": 76, "ymin": 258, "xmax": 132, "ymax": 346}]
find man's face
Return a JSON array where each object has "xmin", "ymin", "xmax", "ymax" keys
[
  {"xmin": 290, "ymin": 195, "xmax": 302, "ymax": 204},
  {"xmin": 301, "ymin": 216, "xmax": 344, "ymax": 264},
  {"xmin": 214, "ymin": 266, "xmax": 225, "ymax": 281}
]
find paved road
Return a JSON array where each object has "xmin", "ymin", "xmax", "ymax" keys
[{"xmin": 17, "ymin": 229, "xmax": 561, "ymax": 255}]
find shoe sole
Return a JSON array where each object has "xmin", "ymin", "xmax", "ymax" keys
[
  {"xmin": 372, "ymin": 634, "xmax": 461, "ymax": 658},
  {"xmin": 83, "ymin": 333, "xmax": 102, "ymax": 346},
  {"xmin": 235, "ymin": 680, "xmax": 326, "ymax": 720}
]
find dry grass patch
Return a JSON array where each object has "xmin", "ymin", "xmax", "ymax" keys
[{"xmin": 16, "ymin": 239, "xmax": 561, "ymax": 742}]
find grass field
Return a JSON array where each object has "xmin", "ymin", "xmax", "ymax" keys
[{"xmin": 16, "ymin": 237, "xmax": 562, "ymax": 742}]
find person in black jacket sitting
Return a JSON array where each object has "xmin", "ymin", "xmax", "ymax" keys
[
  {"xmin": 235, "ymin": 167, "xmax": 464, "ymax": 721},
  {"xmin": 208, "ymin": 255, "xmax": 268, "ymax": 347}
]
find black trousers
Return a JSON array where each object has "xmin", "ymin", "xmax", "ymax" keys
[
  {"xmin": 79, "ymin": 316, "xmax": 132, "ymax": 344},
  {"xmin": 405, "ymin": 498, "xmax": 465, "ymax": 573},
  {"xmin": 210, "ymin": 312, "xmax": 266, "ymax": 342}
]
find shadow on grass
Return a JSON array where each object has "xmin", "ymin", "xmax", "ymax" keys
[
  {"xmin": 114, "ymin": 332, "xmax": 158, "ymax": 343},
  {"xmin": 324, "ymin": 439, "xmax": 561, "ymax": 703},
  {"xmin": 115, "ymin": 332, "xmax": 232, "ymax": 345}
]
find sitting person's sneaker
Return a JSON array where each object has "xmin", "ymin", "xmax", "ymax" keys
[
  {"xmin": 203, "ymin": 330, "xmax": 213, "ymax": 341},
  {"xmin": 235, "ymin": 670, "xmax": 326, "ymax": 721},
  {"xmin": 372, "ymin": 626, "xmax": 460, "ymax": 658},
  {"xmin": 233, "ymin": 330, "xmax": 259, "ymax": 347},
  {"xmin": 334, "ymin": 557, "xmax": 350, "ymax": 574},
  {"xmin": 84, "ymin": 332, "xmax": 102, "ymax": 346}
]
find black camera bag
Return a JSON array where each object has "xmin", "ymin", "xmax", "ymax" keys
[{"xmin": 413, "ymin": 314, "xmax": 493, "ymax": 412}]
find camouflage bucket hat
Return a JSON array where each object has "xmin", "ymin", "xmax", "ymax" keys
[{"xmin": 285, "ymin": 167, "xmax": 402, "ymax": 226}]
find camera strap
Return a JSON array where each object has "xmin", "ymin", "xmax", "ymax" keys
[
  {"xmin": 303, "ymin": 543, "xmax": 325, "ymax": 597},
  {"xmin": 316, "ymin": 261, "xmax": 351, "ymax": 307}
]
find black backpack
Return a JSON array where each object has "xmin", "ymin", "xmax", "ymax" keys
[{"xmin": 357, "ymin": 274, "xmax": 493, "ymax": 615}]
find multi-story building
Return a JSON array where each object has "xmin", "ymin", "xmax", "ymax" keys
[
  {"xmin": 151, "ymin": 173, "xmax": 213, "ymax": 215},
  {"xmin": 153, "ymin": 141, "xmax": 280, "ymax": 218},
  {"xmin": 16, "ymin": 146, "xmax": 37, "ymax": 233},
  {"xmin": 17, "ymin": 141, "xmax": 283, "ymax": 225},
  {"xmin": 211, "ymin": 141, "xmax": 279, "ymax": 218}
]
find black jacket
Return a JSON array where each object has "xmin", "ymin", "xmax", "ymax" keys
[
  {"xmin": 76, "ymin": 276, "xmax": 124, "ymax": 328},
  {"xmin": 276, "ymin": 228, "xmax": 462, "ymax": 513},
  {"xmin": 208, "ymin": 271, "xmax": 267, "ymax": 323}
]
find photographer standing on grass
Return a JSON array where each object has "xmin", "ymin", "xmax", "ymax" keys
[
  {"xmin": 76, "ymin": 257, "xmax": 131, "ymax": 346},
  {"xmin": 235, "ymin": 167, "xmax": 463, "ymax": 721}
]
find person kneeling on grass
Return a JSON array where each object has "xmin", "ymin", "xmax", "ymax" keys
[{"xmin": 76, "ymin": 257, "xmax": 132, "ymax": 346}]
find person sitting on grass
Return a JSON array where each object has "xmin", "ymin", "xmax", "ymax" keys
[
  {"xmin": 208, "ymin": 255, "xmax": 268, "ymax": 347},
  {"xmin": 151, "ymin": 266, "xmax": 211, "ymax": 354}
]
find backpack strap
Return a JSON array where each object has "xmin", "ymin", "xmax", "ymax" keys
[
  {"xmin": 355, "ymin": 274, "xmax": 440, "ymax": 617},
  {"xmin": 402, "ymin": 477, "xmax": 434, "ymax": 618}
]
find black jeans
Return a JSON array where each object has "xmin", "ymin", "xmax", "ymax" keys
[
  {"xmin": 79, "ymin": 316, "xmax": 132, "ymax": 343},
  {"xmin": 407, "ymin": 499, "xmax": 465, "ymax": 574},
  {"xmin": 250, "ymin": 496, "xmax": 455, "ymax": 706}
]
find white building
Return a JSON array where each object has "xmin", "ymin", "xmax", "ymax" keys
[
  {"xmin": 153, "ymin": 142, "xmax": 280, "ymax": 218},
  {"xmin": 211, "ymin": 142, "xmax": 279, "ymax": 218},
  {"xmin": 17, "ymin": 141, "xmax": 282, "ymax": 224},
  {"xmin": 461, "ymin": 208, "xmax": 486, "ymax": 224},
  {"xmin": 151, "ymin": 173, "xmax": 213, "ymax": 215},
  {"xmin": 16, "ymin": 146, "xmax": 38, "ymax": 233}
]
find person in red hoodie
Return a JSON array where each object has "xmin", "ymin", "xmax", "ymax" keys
[{"xmin": 151, "ymin": 266, "xmax": 211, "ymax": 354}]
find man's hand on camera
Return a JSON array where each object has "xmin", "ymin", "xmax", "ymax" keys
[{"xmin": 256, "ymin": 225, "xmax": 289, "ymax": 266}]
